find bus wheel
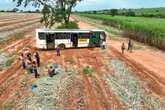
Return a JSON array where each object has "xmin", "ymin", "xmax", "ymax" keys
[
  {"xmin": 59, "ymin": 44, "xmax": 66, "ymax": 50},
  {"xmin": 92, "ymin": 44, "xmax": 96, "ymax": 48}
]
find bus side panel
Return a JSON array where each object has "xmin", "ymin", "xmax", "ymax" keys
[
  {"xmin": 55, "ymin": 39, "xmax": 71, "ymax": 48},
  {"xmin": 77, "ymin": 33, "xmax": 90, "ymax": 47},
  {"xmin": 78, "ymin": 39, "xmax": 90, "ymax": 47}
]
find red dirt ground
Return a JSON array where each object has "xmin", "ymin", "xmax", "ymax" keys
[
  {"xmin": 0, "ymin": 16, "xmax": 165, "ymax": 109},
  {"xmin": 77, "ymin": 20, "xmax": 165, "ymax": 97}
]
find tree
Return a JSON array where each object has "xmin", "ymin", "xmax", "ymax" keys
[
  {"xmin": 40, "ymin": 5, "xmax": 61, "ymax": 28},
  {"xmin": 110, "ymin": 9, "xmax": 118, "ymax": 16},
  {"xmin": 126, "ymin": 9, "xmax": 135, "ymax": 16},
  {"xmin": 13, "ymin": 0, "xmax": 83, "ymax": 27},
  {"xmin": 92, "ymin": 11, "xmax": 97, "ymax": 14},
  {"xmin": 12, "ymin": 8, "xmax": 19, "ymax": 12},
  {"xmin": 35, "ymin": 9, "xmax": 40, "ymax": 13}
]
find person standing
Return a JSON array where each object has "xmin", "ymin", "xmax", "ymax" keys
[
  {"xmin": 34, "ymin": 51, "xmax": 40, "ymax": 67},
  {"xmin": 121, "ymin": 42, "xmax": 126, "ymax": 54},
  {"xmin": 32, "ymin": 61, "xmax": 39, "ymax": 78},
  {"xmin": 26, "ymin": 59, "xmax": 33, "ymax": 74},
  {"xmin": 102, "ymin": 41, "xmax": 106, "ymax": 49},
  {"xmin": 128, "ymin": 39, "xmax": 133, "ymax": 52},
  {"xmin": 27, "ymin": 51, "xmax": 32, "ymax": 62},
  {"xmin": 56, "ymin": 46, "xmax": 61, "ymax": 56},
  {"xmin": 19, "ymin": 53, "xmax": 26, "ymax": 69},
  {"xmin": 100, "ymin": 33, "xmax": 106, "ymax": 49}
]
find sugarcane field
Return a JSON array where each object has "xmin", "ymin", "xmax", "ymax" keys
[{"xmin": 0, "ymin": 0, "xmax": 165, "ymax": 110}]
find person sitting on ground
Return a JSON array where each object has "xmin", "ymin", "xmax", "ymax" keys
[
  {"xmin": 56, "ymin": 46, "xmax": 61, "ymax": 56},
  {"xmin": 19, "ymin": 53, "xmax": 26, "ymax": 69},
  {"xmin": 48, "ymin": 66, "xmax": 55, "ymax": 77},
  {"xmin": 34, "ymin": 51, "xmax": 40, "ymax": 67},
  {"xmin": 32, "ymin": 61, "xmax": 39, "ymax": 78},
  {"xmin": 121, "ymin": 42, "xmax": 126, "ymax": 54},
  {"xmin": 128, "ymin": 39, "xmax": 134, "ymax": 53}
]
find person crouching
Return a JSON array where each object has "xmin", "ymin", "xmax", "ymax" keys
[{"xmin": 48, "ymin": 66, "xmax": 55, "ymax": 77}]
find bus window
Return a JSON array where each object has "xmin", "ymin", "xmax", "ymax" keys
[
  {"xmin": 38, "ymin": 32, "xmax": 46, "ymax": 40},
  {"xmin": 55, "ymin": 33, "xmax": 71, "ymax": 39},
  {"xmin": 79, "ymin": 33, "xmax": 90, "ymax": 39}
]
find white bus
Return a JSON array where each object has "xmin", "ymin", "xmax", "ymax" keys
[{"xmin": 36, "ymin": 29, "xmax": 106, "ymax": 49}]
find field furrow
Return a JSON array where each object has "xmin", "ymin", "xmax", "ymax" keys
[
  {"xmin": 0, "ymin": 19, "xmax": 40, "ymax": 32},
  {"xmin": 0, "ymin": 17, "xmax": 40, "ymax": 27}
]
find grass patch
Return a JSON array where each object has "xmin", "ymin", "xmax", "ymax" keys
[
  {"xmin": 57, "ymin": 21, "xmax": 79, "ymax": 29},
  {"xmin": 83, "ymin": 66, "xmax": 93, "ymax": 76},
  {"xmin": 105, "ymin": 59, "xmax": 165, "ymax": 110},
  {"xmin": 3, "ymin": 101, "xmax": 15, "ymax": 110},
  {"xmin": 5, "ymin": 56, "xmax": 16, "ymax": 67},
  {"xmin": 0, "ymin": 34, "xmax": 23, "ymax": 50}
]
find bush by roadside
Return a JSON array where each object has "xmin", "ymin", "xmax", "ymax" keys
[{"xmin": 57, "ymin": 21, "xmax": 79, "ymax": 29}]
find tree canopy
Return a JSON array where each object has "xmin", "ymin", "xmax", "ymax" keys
[
  {"xmin": 13, "ymin": 0, "xmax": 83, "ymax": 27},
  {"xmin": 110, "ymin": 9, "xmax": 118, "ymax": 16}
]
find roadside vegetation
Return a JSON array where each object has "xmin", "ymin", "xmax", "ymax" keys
[
  {"xmin": 78, "ymin": 13, "xmax": 165, "ymax": 50},
  {"xmin": 80, "ymin": 7, "xmax": 165, "ymax": 18},
  {"xmin": 57, "ymin": 21, "xmax": 79, "ymax": 29}
]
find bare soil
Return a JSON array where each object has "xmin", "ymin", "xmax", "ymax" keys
[{"xmin": 0, "ymin": 13, "xmax": 164, "ymax": 110}]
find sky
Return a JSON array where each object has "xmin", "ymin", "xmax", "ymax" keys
[{"xmin": 0, "ymin": 0, "xmax": 165, "ymax": 11}]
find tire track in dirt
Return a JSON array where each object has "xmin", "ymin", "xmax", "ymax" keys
[
  {"xmin": 0, "ymin": 13, "xmax": 40, "ymax": 22},
  {"xmin": 0, "ymin": 22, "xmax": 41, "ymax": 48},
  {"xmin": 0, "ymin": 17, "xmax": 40, "ymax": 27},
  {"xmin": 0, "ymin": 19, "xmax": 40, "ymax": 32},
  {"xmin": 0, "ymin": 16, "xmax": 24, "ymax": 20},
  {"xmin": 1, "ymin": 38, "xmax": 32, "ymax": 53}
]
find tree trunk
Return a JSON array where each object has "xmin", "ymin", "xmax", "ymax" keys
[{"xmin": 64, "ymin": 5, "xmax": 73, "ymax": 25}]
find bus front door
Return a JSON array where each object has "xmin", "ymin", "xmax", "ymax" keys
[
  {"xmin": 46, "ymin": 34, "xmax": 55, "ymax": 49},
  {"xmin": 71, "ymin": 34, "xmax": 78, "ymax": 48}
]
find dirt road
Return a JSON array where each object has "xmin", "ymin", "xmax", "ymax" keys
[{"xmin": 77, "ymin": 19, "xmax": 165, "ymax": 97}]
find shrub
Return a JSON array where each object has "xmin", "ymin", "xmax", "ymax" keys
[
  {"xmin": 83, "ymin": 66, "xmax": 93, "ymax": 76},
  {"xmin": 5, "ymin": 57, "xmax": 15, "ymax": 67},
  {"xmin": 57, "ymin": 21, "xmax": 79, "ymax": 29}
]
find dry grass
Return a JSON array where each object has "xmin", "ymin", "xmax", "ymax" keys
[{"xmin": 104, "ymin": 59, "xmax": 165, "ymax": 110}]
